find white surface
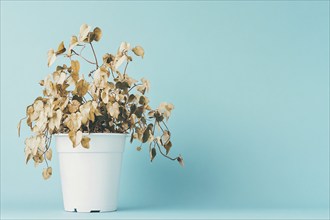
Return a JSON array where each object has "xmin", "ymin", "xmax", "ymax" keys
[{"xmin": 56, "ymin": 134, "xmax": 127, "ymax": 212}]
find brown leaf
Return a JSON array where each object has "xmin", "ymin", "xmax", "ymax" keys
[
  {"xmin": 74, "ymin": 79, "xmax": 89, "ymax": 97},
  {"xmin": 93, "ymin": 27, "xmax": 102, "ymax": 41},
  {"xmin": 150, "ymin": 147, "xmax": 156, "ymax": 162},
  {"xmin": 136, "ymin": 146, "xmax": 142, "ymax": 151},
  {"xmin": 81, "ymin": 136, "xmax": 91, "ymax": 149},
  {"xmin": 68, "ymin": 100, "xmax": 81, "ymax": 113},
  {"xmin": 177, "ymin": 155, "xmax": 184, "ymax": 167},
  {"xmin": 71, "ymin": 60, "xmax": 80, "ymax": 74},
  {"xmin": 161, "ymin": 130, "xmax": 170, "ymax": 145},
  {"xmin": 56, "ymin": 41, "xmax": 66, "ymax": 55},
  {"xmin": 164, "ymin": 141, "xmax": 172, "ymax": 155},
  {"xmin": 69, "ymin": 130, "xmax": 82, "ymax": 147}
]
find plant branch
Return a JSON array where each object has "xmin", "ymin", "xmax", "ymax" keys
[
  {"xmin": 162, "ymin": 121, "xmax": 169, "ymax": 131},
  {"xmin": 90, "ymin": 43, "xmax": 99, "ymax": 68},
  {"xmin": 128, "ymin": 83, "xmax": 142, "ymax": 93},
  {"xmin": 71, "ymin": 50, "xmax": 96, "ymax": 65},
  {"xmin": 154, "ymin": 141, "xmax": 177, "ymax": 161},
  {"xmin": 124, "ymin": 61, "xmax": 129, "ymax": 75}
]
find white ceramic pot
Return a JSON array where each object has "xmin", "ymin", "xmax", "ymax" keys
[{"xmin": 55, "ymin": 133, "xmax": 127, "ymax": 213}]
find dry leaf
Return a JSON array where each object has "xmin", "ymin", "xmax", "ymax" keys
[
  {"xmin": 150, "ymin": 147, "xmax": 156, "ymax": 162},
  {"xmin": 42, "ymin": 167, "xmax": 52, "ymax": 180},
  {"xmin": 68, "ymin": 100, "xmax": 80, "ymax": 113},
  {"xmin": 177, "ymin": 155, "xmax": 184, "ymax": 167},
  {"xmin": 74, "ymin": 79, "xmax": 89, "ymax": 97},
  {"xmin": 79, "ymin": 24, "xmax": 91, "ymax": 42},
  {"xmin": 17, "ymin": 118, "xmax": 25, "ymax": 137},
  {"xmin": 46, "ymin": 148, "xmax": 52, "ymax": 161},
  {"xmin": 93, "ymin": 27, "xmax": 102, "ymax": 41},
  {"xmin": 68, "ymin": 130, "xmax": 82, "ymax": 147},
  {"xmin": 107, "ymin": 102, "xmax": 120, "ymax": 119},
  {"xmin": 56, "ymin": 41, "xmax": 66, "ymax": 55},
  {"xmin": 47, "ymin": 49, "xmax": 56, "ymax": 67},
  {"xmin": 81, "ymin": 136, "xmax": 91, "ymax": 149},
  {"xmin": 132, "ymin": 46, "xmax": 144, "ymax": 58},
  {"xmin": 71, "ymin": 60, "xmax": 80, "ymax": 74}
]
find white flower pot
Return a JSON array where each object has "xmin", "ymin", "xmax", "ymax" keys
[{"xmin": 55, "ymin": 133, "xmax": 127, "ymax": 212}]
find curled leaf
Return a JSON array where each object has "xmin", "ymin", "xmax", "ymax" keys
[
  {"xmin": 150, "ymin": 147, "xmax": 156, "ymax": 162},
  {"xmin": 132, "ymin": 46, "xmax": 144, "ymax": 58},
  {"xmin": 93, "ymin": 27, "xmax": 102, "ymax": 41},
  {"xmin": 177, "ymin": 155, "xmax": 184, "ymax": 167},
  {"xmin": 47, "ymin": 49, "xmax": 56, "ymax": 67},
  {"xmin": 56, "ymin": 41, "xmax": 66, "ymax": 55},
  {"xmin": 17, "ymin": 117, "xmax": 26, "ymax": 137},
  {"xmin": 42, "ymin": 167, "xmax": 52, "ymax": 180}
]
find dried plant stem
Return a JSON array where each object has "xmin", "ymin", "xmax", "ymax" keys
[
  {"xmin": 124, "ymin": 61, "xmax": 129, "ymax": 75},
  {"xmin": 154, "ymin": 141, "xmax": 177, "ymax": 161},
  {"xmin": 71, "ymin": 50, "xmax": 96, "ymax": 65},
  {"xmin": 162, "ymin": 121, "xmax": 169, "ymax": 131},
  {"xmin": 90, "ymin": 43, "xmax": 99, "ymax": 68},
  {"xmin": 128, "ymin": 83, "xmax": 142, "ymax": 92}
]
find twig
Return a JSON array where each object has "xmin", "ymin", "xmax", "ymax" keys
[
  {"xmin": 154, "ymin": 141, "xmax": 178, "ymax": 161},
  {"xmin": 71, "ymin": 50, "xmax": 96, "ymax": 65},
  {"xmin": 90, "ymin": 43, "xmax": 99, "ymax": 68},
  {"xmin": 124, "ymin": 61, "xmax": 129, "ymax": 75},
  {"xmin": 128, "ymin": 83, "xmax": 142, "ymax": 92}
]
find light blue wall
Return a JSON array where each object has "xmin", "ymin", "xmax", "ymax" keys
[{"xmin": 1, "ymin": 1, "xmax": 329, "ymax": 211}]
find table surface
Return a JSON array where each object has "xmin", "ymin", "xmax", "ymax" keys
[{"xmin": 1, "ymin": 206, "xmax": 329, "ymax": 220}]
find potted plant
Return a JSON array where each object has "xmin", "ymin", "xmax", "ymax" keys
[{"xmin": 18, "ymin": 24, "xmax": 184, "ymax": 212}]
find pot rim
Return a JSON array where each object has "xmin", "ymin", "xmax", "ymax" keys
[{"xmin": 54, "ymin": 132, "xmax": 129, "ymax": 137}]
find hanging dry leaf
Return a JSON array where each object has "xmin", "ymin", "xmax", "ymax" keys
[
  {"xmin": 177, "ymin": 155, "xmax": 184, "ymax": 167},
  {"xmin": 42, "ymin": 167, "xmax": 52, "ymax": 180},
  {"xmin": 161, "ymin": 130, "xmax": 170, "ymax": 145},
  {"xmin": 150, "ymin": 147, "xmax": 156, "ymax": 162},
  {"xmin": 81, "ymin": 136, "xmax": 91, "ymax": 149},
  {"xmin": 46, "ymin": 148, "xmax": 52, "ymax": 161},
  {"xmin": 164, "ymin": 141, "xmax": 172, "ymax": 155},
  {"xmin": 68, "ymin": 130, "xmax": 82, "ymax": 147}
]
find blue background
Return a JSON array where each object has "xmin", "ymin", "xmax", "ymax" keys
[{"xmin": 1, "ymin": 1, "xmax": 329, "ymax": 219}]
